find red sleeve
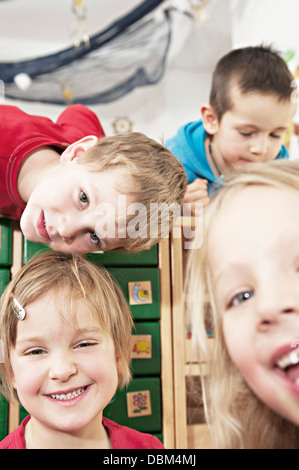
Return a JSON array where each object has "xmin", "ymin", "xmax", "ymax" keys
[
  {"xmin": 103, "ymin": 417, "xmax": 165, "ymax": 449},
  {"xmin": 56, "ymin": 104, "xmax": 105, "ymax": 142},
  {"xmin": 0, "ymin": 415, "xmax": 29, "ymax": 449}
]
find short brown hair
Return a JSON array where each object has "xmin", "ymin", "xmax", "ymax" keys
[
  {"xmin": 77, "ymin": 132, "xmax": 187, "ymax": 252},
  {"xmin": 210, "ymin": 45, "xmax": 295, "ymax": 121},
  {"xmin": 0, "ymin": 251, "xmax": 133, "ymax": 401}
]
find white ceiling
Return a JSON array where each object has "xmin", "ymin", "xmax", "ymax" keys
[{"xmin": 0, "ymin": 0, "xmax": 145, "ymax": 60}]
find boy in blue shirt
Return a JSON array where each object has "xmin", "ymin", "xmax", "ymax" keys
[{"xmin": 166, "ymin": 45, "xmax": 297, "ymax": 209}]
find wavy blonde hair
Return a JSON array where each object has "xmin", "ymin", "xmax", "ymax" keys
[
  {"xmin": 0, "ymin": 251, "xmax": 133, "ymax": 402},
  {"xmin": 186, "ymin": 159, "xmax": 299, "ymax": 448}
]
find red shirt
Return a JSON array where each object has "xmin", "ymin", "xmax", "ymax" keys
[
  {"xmin": 0, "ymin": 104, "xmax": 105, "ymax": 219},
  {"xmin": 0, "ymin": 415, "xmax": 164, "ymax": 449}
]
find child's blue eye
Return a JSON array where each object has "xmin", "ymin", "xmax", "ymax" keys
[
  {"xmin": 230, "ymin": 290, "xmax": 254, "ymax": 307},
  {"xmin": 79, "ymin": 191, "xmax": 89, "ymax": 208}
]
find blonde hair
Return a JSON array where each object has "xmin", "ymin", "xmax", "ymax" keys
[
  {"xmin": 78, "ymin": 132, "xmax": 187, "ymax": 252},
  {"xmin": 0, "ymin": 251, "xmax": 133, "ymax": 402},
  {"xmin": 186, "ymin": 159, "xmax": 299, "ymax": 448}
]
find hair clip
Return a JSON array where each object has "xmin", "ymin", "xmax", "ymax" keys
[{"xmin": 11, "ymin": 295, "xmax": 26, "ymax": 321}]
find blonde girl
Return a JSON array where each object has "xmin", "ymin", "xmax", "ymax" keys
[
  {"xmin": 0, "ymin": 251, "xmax": 164, "ymax": 449},
  {"xmin": 186, "ymin": 159, "xmax": 299, "ymax": 449}
]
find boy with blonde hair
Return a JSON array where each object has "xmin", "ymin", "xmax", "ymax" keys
[{"xmin": 1, "ymin": 104, "xmax": 187, "ymax": 254}]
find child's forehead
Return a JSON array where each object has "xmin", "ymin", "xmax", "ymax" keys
[
  {"xmin": 229, "ymin": 83, "xmax": 294, "ymax": 112},
  {"xmin": 210, "ymin": 184, "xmax": 299, "ymax": 238},
  {"xmin": 22, "ymin": 289, "xmax": 104, "ymax": 326}
]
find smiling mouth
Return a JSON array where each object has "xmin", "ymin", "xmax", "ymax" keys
[
  {"xmin": 50, "ymin": 386, "xmax": 87, "ymax": 401},
  {"xmin": 37, "ymin": 211, "xmax": 51, "ymax": 240},
  {"xmin": 275, "ymin": 347, "xmax": 299, "ymax": 384}
]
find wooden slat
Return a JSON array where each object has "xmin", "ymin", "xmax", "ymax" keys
[
  {"xmin": 159, "ymin": 237, "xmax": 175, "ymax": 449},
  {"xmin": 170, "ymin": 220, "xmax": 188, "ymax": 449}
]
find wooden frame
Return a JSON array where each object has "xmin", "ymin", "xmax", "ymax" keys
[{"xmin": 170, "ymin": 217, "xmax": 213, "ymax": 449}]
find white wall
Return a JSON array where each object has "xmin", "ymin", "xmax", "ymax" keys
[{"xmin": 0, "ymin": 0, "xmax": 232, "ymax": 142}]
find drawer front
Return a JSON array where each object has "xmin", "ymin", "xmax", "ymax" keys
[
  {"xmin": 0, "ymin": 219, "xmax": 12, "ymax": 267},
  {"xmin": 131, "ymin": 322, "xmax": 161, "ymax": 376},
  {"xmin": 23, "ymin": 239, "xmax": 158, "ymax": 267},
  {"xmin": 0, "ymin": 395, "xmax": 8, "ymax": 441},
  {"xmin": 87, "ymin": 245, "xmax": 158, "ymax": 267},
  {"xmin": 103, "ymin": 377, "xmax": 162, "ymax": 433},
  {"xmin": 0, "ymin": 269, "xmax": 10, "ymax": 295},
  {"xmin": 107, "ymin": 268, "xmax": 160, "ymax": 320},
  {"xmin": 22, "ymin": 238, "xmax": 50, "ymax": 264}
]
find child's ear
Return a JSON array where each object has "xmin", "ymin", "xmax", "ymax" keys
[
  {"xmin": 60, "ymin": 135, "xmax": 98, "ymax": 164},
  {"xmin": 201, "ymin": 104, "xmax": 219, "ymax": 135}
]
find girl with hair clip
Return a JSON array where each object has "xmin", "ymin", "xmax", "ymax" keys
[
  {"xmin": 0, "ymin": 251, "xmax": 164, "ymax": 449},
  {"xmin": 186, "ymin": 159, "xmax": 299, "ymax": 449}
]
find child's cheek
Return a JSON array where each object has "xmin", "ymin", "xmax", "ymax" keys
[{"xmin": 13, "ymin": 361, "xmax": 43, "ymax": 402}]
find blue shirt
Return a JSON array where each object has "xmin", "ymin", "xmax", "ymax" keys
[{"xmin": 165, "ymin": 119, "xmax": 289, "ymax": 190}]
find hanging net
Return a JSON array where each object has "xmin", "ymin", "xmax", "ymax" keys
[{"xmin": 0, "ymin": 0, "xmax": 189, "ymax": 105}]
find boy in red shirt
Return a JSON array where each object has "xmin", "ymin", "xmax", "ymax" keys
[{"xmin": 1, "ymin": 104, "xmax": 186, "ymax": 254}]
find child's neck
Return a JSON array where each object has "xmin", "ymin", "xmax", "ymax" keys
[
  {"xmin": 25, "ymin": 415, "xmax": 112, "ymax": 449},
  {"xmin": 17, "ymin": 146, "xmax": 61, "ymax": 203},
  {"xmin": 205, "ymin": 136, "xmax": 225, "ymax": 179}
]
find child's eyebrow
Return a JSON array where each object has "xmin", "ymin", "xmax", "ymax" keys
[
  {"xmin": 75, "ymin": 327, "xmax": 105, "ymax": 336},
  {"xmin": 237, "ymin": 123, "xmax": 288, "ymax": 132},
  {"xmin": 15, "ymin": 335, "xmax": 45, "ymax": 347}
]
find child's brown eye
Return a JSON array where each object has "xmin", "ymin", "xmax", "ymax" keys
[
  {"xmin": 90, "ymin": 232, "xmax": 100, "ymax": 247},
  {"xmin": 79, "ymin": 191, "xmax": 89, "ymax": 208}
]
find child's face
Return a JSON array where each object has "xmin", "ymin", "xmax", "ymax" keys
[
  {"xmin": 10, "ymin": 290, "xmax": 119, "ymax": 436},
  {"xmin": 213, "ymin": 88, "xmax": 296, "ymax": 172},
  {"xmin": 209, "ymin": 185, "xmax": 299, "ymax": 426},
  {"xmin": 20, "ymin": 163, "xmax": 134, "ymax": 254}
]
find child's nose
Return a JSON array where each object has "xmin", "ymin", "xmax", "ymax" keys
[
  {"xmin": 48, "ymin": 352, "xmax": 77, "ymax": 382},
  {"xmin": 57, "ymin": 214, "xmax": 84, "ymax": 241},
  {"xmin": 255, "ymin": 283, "xmax": 298, "ymax": 331},
  {"xmin": 250, "ymin": 136, "xmax": 267, "ymax": 156}
]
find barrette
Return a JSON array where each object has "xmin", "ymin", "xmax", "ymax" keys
[{"xmin": 11, "ymin": 295, "xmax": 26, "ymax": 321}]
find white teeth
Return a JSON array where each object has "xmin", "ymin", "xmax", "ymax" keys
[
  {"xmin": 50, "ymin": 387, "xmax": 85, "ymax": 400},
  {"xmin": 276, "ymin": 347, "xmax": 299, "ymax": 369}
]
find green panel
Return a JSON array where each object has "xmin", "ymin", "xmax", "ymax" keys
[
  {"xmin": 103, "ymin": 377, "xmax": 161, "ymax": 433},
  {"xmin": 0, "ymin": 219, "xmax": 12, "ymax": 267},
  {"xmin": 19, "ymin": 405, "xmax": 29, "ymax": 424},
  {"xmin": 0, "ymin": 269, "xmax": 10, "ymax": 296},
  {"xmin": 131, "ymin": 322, "xmax": 161, "ymax": 376},
  {"xmin": 22, "ymin": 238, "xmax": 51, "ymax": 264},
  {"xmin": 87, "ymin": 244, "xmax": 158, "ymax": 267},
  {"xmin": 153, "ymin": 433, "xmax": 163, "ymax": 444},
  {"xmin": 108, "ymin": 267, "xmax": 160, "ymax": 320},
  {"xmin": 0, "ymin": 395, "xmax": 8, "ymax": 440},
  {"xmin": 23, "ymin": 239, "xmax": 158, "ymax": 267}
]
